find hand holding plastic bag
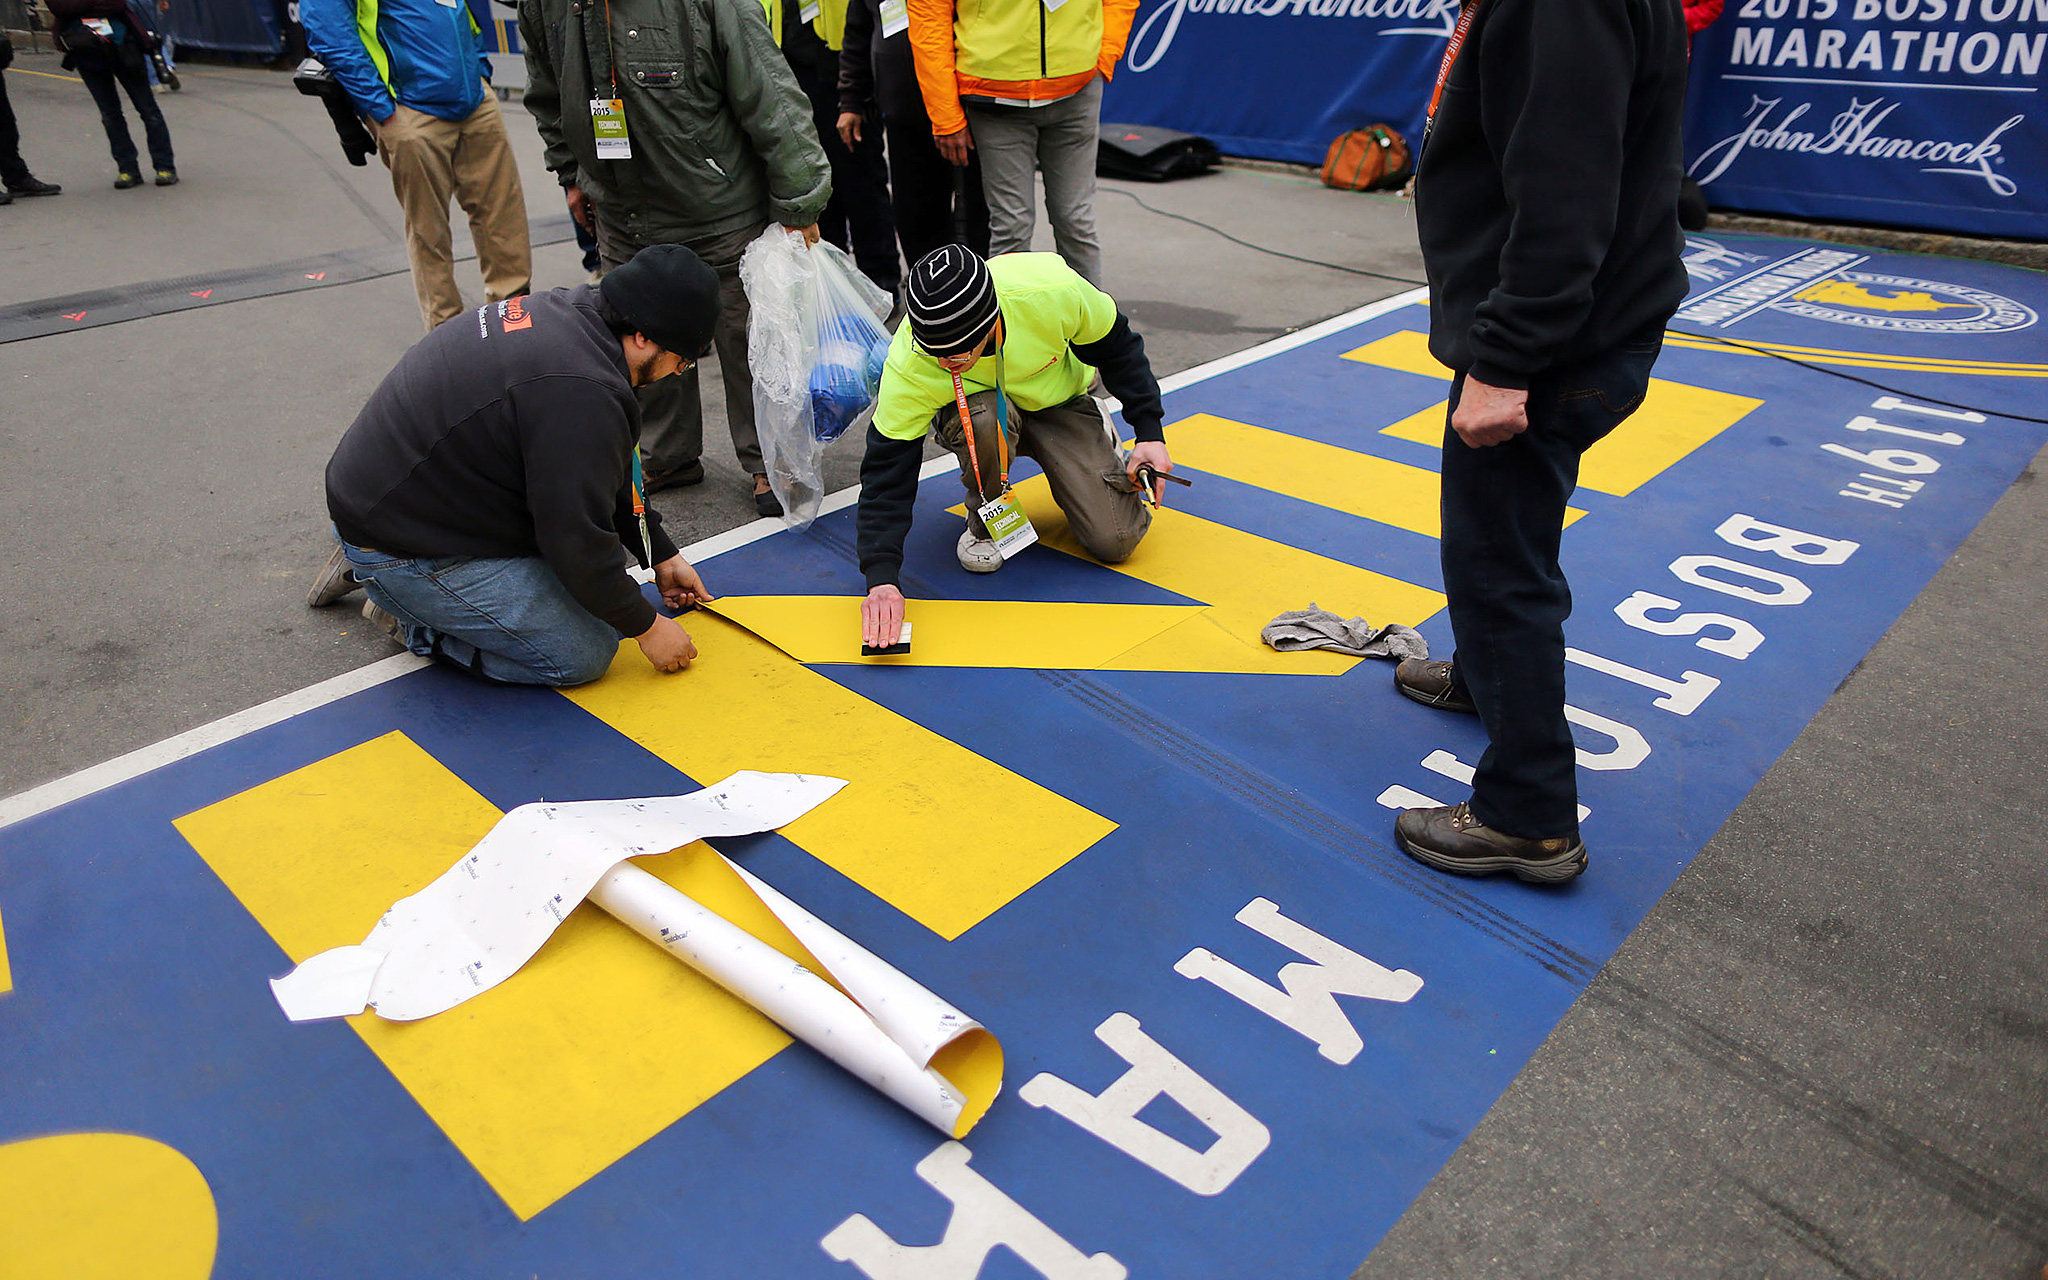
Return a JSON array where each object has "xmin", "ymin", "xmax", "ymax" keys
[{"xmin": 741, "ymin": 229, "xmax": 894, "ymax": 530}]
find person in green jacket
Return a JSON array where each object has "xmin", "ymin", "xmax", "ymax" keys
[{"xmin": 519, "ymin": 0, "xmax": 831, "ymax": 516}]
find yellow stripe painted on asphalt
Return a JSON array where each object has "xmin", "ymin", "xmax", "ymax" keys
[
  {"xmin": 0, "ymin": 903, "xmax": 11, "ymax": 995},
  {"xmin": 173, "ymin": 732, "xmax": 801, "ymax": 1221},
  {"xmin": 1340, "ymin": 330, "xmax": 1451, "ymax": 380},
  {"xmin": 711, "ymin": 596, "xmax": 1202, "ymax": 668},
  {"xmin": 1663, "ymin": 332, "xmax": 2048, "ymax": 377},
  {"xmin": 1370, "ymin": 367, "xmax": 1764, "ymax": 498},
  {"xmin": 994, "ymin": 474, "xmax": 1447, "ymax": 672},
  {"xmin": 565, "ymin": 612, "xmax": 1117, "ymax": 940},
  {"xmin": 1166, "ymin": 411, "xmax": 1586, "ymax": 535},
  {"xmin": 1580, "ymin": 378, "xmax": 1764, "ymax": 496}
]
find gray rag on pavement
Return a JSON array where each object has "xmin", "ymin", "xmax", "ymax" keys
[{"xmin": 1261, "ymin": 604, "xmax": 1430, "ymax": 661}]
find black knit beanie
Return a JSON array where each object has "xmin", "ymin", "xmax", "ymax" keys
[
  {"xmin": 598, "ymin": 243, "xmax": 722, "ymax": 357},
  {"xmin": 907, "ymin": 244, "xmax": 1002, "ymax": 358}
]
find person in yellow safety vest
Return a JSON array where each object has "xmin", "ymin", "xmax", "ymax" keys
[
  {"xmin": 774, "ymin": 0, "xmax": 901, "ymax": 295},
  {"xmin": 906, "ymin": 0, "xmax": 1135, "ymax": 288}
]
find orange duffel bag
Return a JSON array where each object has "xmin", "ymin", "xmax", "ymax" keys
[{"xmin": 1319, "ymin": 125, "xmax": 1413, "ymax": 192}]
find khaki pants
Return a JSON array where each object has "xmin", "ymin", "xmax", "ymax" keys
[
  {"xmin": 376, "ymin": 94, "xmax": 532, "ymax": 332},
  {"xmin": 596, "ymin": 217, "xmax": 766, "ymax": 481},
  {"xmin": 936, "ymin": 390, "xmax": 1149, "ymax": 562}
]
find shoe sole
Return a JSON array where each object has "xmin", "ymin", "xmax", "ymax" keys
[
  {"xmin": 1395, "ymin": 826, "xmax": 1588, "ymax": 884},
  {"xmin": 1395, "ymin": 681, "xmax": 1477, "ymax": 716}
]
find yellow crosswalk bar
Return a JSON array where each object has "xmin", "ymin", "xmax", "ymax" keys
[
  {"xmin": 565, "ymin": 612, "xmax": 1117, "ymax": 941},
  {"xmin": 1166, "ymin": 412, "xmax": 1585, "ymax": 535},
  {"xmin": 1347, "ymin": 330, "xmax": 1762, "ymax": 497}
]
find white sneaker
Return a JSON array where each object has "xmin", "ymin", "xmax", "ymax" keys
[{"xmin": 956, "ymin": 529, "xmax": 1003, "ymax": 574}]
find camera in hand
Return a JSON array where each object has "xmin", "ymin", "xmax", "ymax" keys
[{"xmin": 293, "ymin": 57, "xmax": 376, "ymax": 168}]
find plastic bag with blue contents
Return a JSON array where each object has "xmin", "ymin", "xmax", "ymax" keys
[{"xmin": 741, "ymin": 230, "xmax": 894, "ymax": 530}]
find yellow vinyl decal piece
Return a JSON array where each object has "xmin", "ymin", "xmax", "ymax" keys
[
  {"xmin": 0, "ymin": 1132, "xmax": 217, "ymax": 1280},
  {"xmin": 563, "ymin": 613, "xmax": 1118, "ymax": 941}
]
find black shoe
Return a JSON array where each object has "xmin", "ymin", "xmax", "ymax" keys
[
  {"xmin": 6, "ymin": 177, "xmax": 61, "ymax": 197},
  {"xmin": 115, "ymin": 171, "xmax": 143, "ymax": 189},
  {"xmin": 1393, "ymin": 658, "xmax": 1476, "ymax": 715},
  {"xmin": 306, "ymin": 545, "xmax": 362, "ymax": 607},
  {"xmin": 643, "ymin": 461, "xmax": 704, "ymax": 494},
  {"xmin": 1395, "ymin": 802, "xmax": 1587, "ymax": 884},
  {"xmin": 154, "ymin": 169, "xmax": 179, "ymax": 187},
  {"xmin": 753, "ymin": 483, "xmax": 783, "ymax": 518}
]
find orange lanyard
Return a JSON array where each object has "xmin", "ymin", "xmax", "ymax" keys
[
  {"xmin": 1426, "ymin": 0, "xmax": 1482, "ymax": 127},
  {"xmin": 950, "ymin": 347, "xmax": 1009, "ymax": 506}
]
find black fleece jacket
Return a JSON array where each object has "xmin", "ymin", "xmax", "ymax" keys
[
  {"xmin": 855, "ymin": 311, "xmax": 1162, "ymax": 590},
  {"xmin": 1415, "ymin": 0, "xmax": 1690, "ymax": 388},
  {"xmin": 325, "ymin": 286, "xmax": 679, "ymax": 637}
]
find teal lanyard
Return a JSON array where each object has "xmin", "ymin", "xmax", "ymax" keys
[{"xmin": 630, "ymin": 446, "xmax": 654, "ymax": 571}]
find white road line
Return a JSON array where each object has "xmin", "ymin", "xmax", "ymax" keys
[{"xmin": 0, "ymin": 289, "xmax": 1429, "ymax": 832}]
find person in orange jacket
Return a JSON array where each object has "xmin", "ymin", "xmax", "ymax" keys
[{"xmin": 906, "ymin": 0, "xmax": 1135, "ymax": 287}]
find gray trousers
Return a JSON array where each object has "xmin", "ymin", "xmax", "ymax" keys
[
  {"xmin": 936, "ymin": 390, "xmax": 1148, "ymax": 562},
  {"xmin": 964, "ymin": 76, "xmax": 1104, "ymax": 288},
  {"xmin": 596, "ymin": 215, "xmax": 767, "ymax": 480}
]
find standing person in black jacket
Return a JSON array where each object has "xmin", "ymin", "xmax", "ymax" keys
[
  {"xmin": 781, "ymin": 0, "xmax": 900, "ymax": 295},
  {"xmin": 0, "ymin": 34, "xmax": 64, "ymax": 203},
  {"xmin": 835, "ymin": 0, "xmax": 987, "ymax": 276},
  {"xmin": 47, "ymin": 0, "xmax": 176, "ymax": 187},
  {"xmin": 306, "ymin": 246, "xmax": 718, "ymax": 686},
  {"xmin": 1391, "ymin": 0, "xmax": 1690, "ymax": 884}
]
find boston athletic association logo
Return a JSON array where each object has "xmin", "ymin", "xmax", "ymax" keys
[{"xmin": 1677, "ymin": 240, "xmax": 2037, "ymax": 335}]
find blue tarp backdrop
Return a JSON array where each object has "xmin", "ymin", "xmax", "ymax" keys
[
  {"xmin": 163, "ymin": 0, "xmax": 284, "ymax": 55},
  {"xmin": 1099, "ymin": 0, "xmax": 1455, "ymax": 167},
  {"xmin": 1683, "ymin": 6, "xmax": 2047, "ymax": 240},
  {"xmin": 1100, "ymin": 0, "xmax": 2044, "ymax": 240}
]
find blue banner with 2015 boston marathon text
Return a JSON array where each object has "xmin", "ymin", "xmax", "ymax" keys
[
  {"xmin": 1683, "ymin": 0, "xmax": 2046, "ymax": 239},
  {"xmin": 1100, "ymin": 0, "xmax": 1453, "ymax": 166}
]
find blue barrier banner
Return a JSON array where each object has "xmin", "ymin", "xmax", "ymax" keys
[
  {"xmin": 1684, "ymin": 3, "xmax": 2048, "ymax": 239},
  {"xmin": 165, "ymin": 0, "xmax": 284, "ymax": 55},
  {"xmin": 1100, "ymin": 0, "xmax": 1451, "ymax": 165}
]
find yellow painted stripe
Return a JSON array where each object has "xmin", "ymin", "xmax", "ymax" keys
[
  {"xmin": 990, "ymin": 473, "xmax": 1448, "ymax": 673},
  {"xmin": 1346, "ymin": 323, "xmax": 2047, "ymax": 379},
  {"xmin": 711, "ymin": 596, "xmax": 1202, "ymax": 668},
  {"xmin": 1340, "ymin": 330, "xmax": 1451, "ymax": 380},
  {"xmin": 1379, "ymin": 379, "xmax": 1761, "ymax": 498},
  {"xmin": 1381, "ymin": 401, "xmax": 1446, "ymax": 448},
  {"xmin": 1166, "ymin": 411, "xmax": 1587, "ymax": 535},
  {"xmin": 564, "ymin": 612, "xmax": 1118, "ymax": 940},
  {"xmin": 174, "ymin": 732, "xmax": 799, "ymax": 1220},
  {"xmin": 1577, "ymin": 377, "xmax": 1764, "ymax": 496},
  {"xmin": 0, "ymin": 901, "xmax": 11, "ymax": 995},
  {"xmin": 1663, "ymin": 333, "xmax": 2048, "ymax": 377}
]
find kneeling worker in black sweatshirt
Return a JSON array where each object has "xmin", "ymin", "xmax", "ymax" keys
[
  {"xmin": 857, "ymin": 245, "xmax": 1174, "ymax": 650},
  {"xmin": 1392, "ymin": 0, "xmax": 1691, "ymax": 883},
  {"xmin": 308, "ymin": 245, "xmax": 718, "ymax": 686}
]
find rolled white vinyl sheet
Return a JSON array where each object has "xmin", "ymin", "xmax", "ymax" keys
[
  {"xmin": 270, "ymin": 770, "xmax": 852, "ymax": 1023},
  {"xmin": 269, "ymin": 770, "xmax": 1004, "ymax": 1137},
  {"xmin": 591, "ymin": 861, "xmax": 1003, "ymax": 1138}
]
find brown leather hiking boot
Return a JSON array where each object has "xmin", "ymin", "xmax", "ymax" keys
[
  {"xmin": 1394, "ymin": 658, "xmax": 1476, "ymax": 715},
  {"xmin": 1394, "ymin": 802, "xmax": 1587, "ymax": 883}
]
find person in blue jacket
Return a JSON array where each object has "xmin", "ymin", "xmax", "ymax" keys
[{"xmin": 301, "ymin": 0, "xmax": 532, "ymax": 330}]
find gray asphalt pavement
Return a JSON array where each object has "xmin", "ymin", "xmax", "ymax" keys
[{"xmin": 0, "ymin": 51, "xmax": 2042, "ymax": 1280}]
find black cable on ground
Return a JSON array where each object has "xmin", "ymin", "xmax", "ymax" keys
[
  {"xmin": 1101, "ymin": 185, "xmax": 1430, "ymax": 287},
  {"xmin": 1661, "ymin": 329, "xmax": 2048, "ymax": 426},
  {"xmin": 1106, "ymin": 184, "xmax": 2045, "ymax": 426}
]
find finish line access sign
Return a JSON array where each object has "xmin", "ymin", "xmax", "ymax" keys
[{"xmin": 0, "ymin": 234, "xmax": 2043, "ymax": 1279}]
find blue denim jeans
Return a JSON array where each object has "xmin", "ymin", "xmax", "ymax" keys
[
  {"xmin": 340, "ymin": 539, "xmax": 623, "ymax": 687},
  {"xmin": 1439, "ymin": 335, "xmax": 1664, "ymax": 839}
]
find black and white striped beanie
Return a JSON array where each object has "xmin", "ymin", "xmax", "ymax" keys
[{"xmin": 906, "ymin": 245, "xmax": 1002, "ymax": 358}]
